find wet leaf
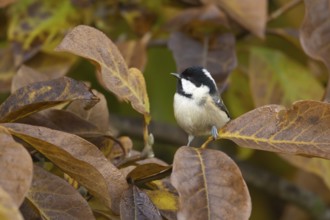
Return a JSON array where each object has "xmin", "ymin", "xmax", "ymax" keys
[
  {"xmin": 0, "ymin": 77, "xmax": 99, "ymax": 123},
  {"xmin": 220, "ymin": 100, "xmax": 330, "ymax": 159},
  {"xmin": 0, "ymin": 126, "xmax": 33, "ymax": 206},
  {"xmin": 204, "ymin": 0, "xmax": 267, "ymax": 38},
  {"xmin": 3, "ymin": 123, "xmax": 128, "ymax": 213},
  {"xmin": 0, "ymin": 186, "xmax": 23, "ymax": 220},
  {"xmin": 120, "ymin": 185, "xmax": 162, "ymax": 220},
  {"xmin": 22, "ymin": 165, "xmax": 95, "ymax": 220},
  {"xmin": 168, "ymin": 31, "xmax": 236, "ymax": 85},
  {"xmin": 171, "ymin": 147, "xmax": 251, "ymax": 220},
  {"xmin": 56, "ymin": 25, "xmax": 150, "ymax": 115},
  {"xmin": 249, "ymin": 47, "xmax": 323, "ymax": 107},
  {"xmin": 117, "ymin": 33, "xmax": 151, "ymax": 71},
  {"xmin": 67, "ymin": 89, "xmax": 111, "ymax": 132}
]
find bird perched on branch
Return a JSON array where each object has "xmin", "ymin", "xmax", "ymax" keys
[{"xmin": 171, "ymin": 66, "xmax": 230, "ymax": 146}]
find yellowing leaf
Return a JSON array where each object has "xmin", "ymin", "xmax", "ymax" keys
[
  {"xmin": 145, "ymin": 190, "xmax": 178, "ymax": 212},
  {"xmin": 0, "ymin": 186, "xmax": 23, "ymax": 220},
  {"xmin": 0, "ymin": 126, "xmax": 33, "ymax": 207},
  {"xmin": 171, "ymin": 147, "xmax": 251, "ymax": 220},
  {"xmin": 220, "ymin": 100, "xmax": 330, "ymax": 159},
  {"xmin": 23, "ymin": 165, "xmax": 95, "ymax": 220},
  {"xmin": 56, "ymin": 25, "xmax": 150, "ymax": 115},
  {"xmin": 249, "ymin": 47, "xmax": 323, "ymax": 107},
  {"xmin": 3, "ymin": 123, "xmax": 128, "ymax": 214},
  {"xmin": 0, "ymin": 77, "xmax": 99, "ymax": 123}
]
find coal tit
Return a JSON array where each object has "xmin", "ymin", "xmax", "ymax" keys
[{"xmin": 171, "ymin": 66, "xmax": 230, "ymax": 146}]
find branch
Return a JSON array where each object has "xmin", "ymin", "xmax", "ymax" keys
[{"xmin": 267, "ymin": 0, "xmax": 303, "ymax": 22}]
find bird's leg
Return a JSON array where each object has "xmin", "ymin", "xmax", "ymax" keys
[
  {"xmin": 211, "ymin": 125, "xmax": 218, "ymax": 140},
  {"xmin": 187, "ymin": 135, "xmax": 194, "ymax": 147}
]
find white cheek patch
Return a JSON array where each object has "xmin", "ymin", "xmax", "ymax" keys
[
  {"xmin": 181, "ymin": 78, "xmax": 209, "ymax": 99},
  {"xmin": 202, "ymin": 68, "xmax": 216, "ymax": 85}
]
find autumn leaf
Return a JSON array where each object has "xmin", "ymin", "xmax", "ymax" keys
[
  {"xmin": 0, "ymin": 77, "xmax": 99, "ymax": 123},
  {"xmin": 21, "ymin": 165, "xmax": 95, "ymax": 220},
  {"xmin": 0, "ymin": 126, "xmax": 33, "ymax": 206},
  {"xmin": 171, "ymin": 146, "xmax": 251, "ymax": 220},
  {"xmin": 300, "ymin": 0, "xmax": 330, "ymax": 102},
  {"xmin": 2, "ymin": 123, "xmax": 128, "ymax": 214},
  {"xmin": 203, "ymin": 0, "xmax": 267, "ymax": 38},
  {"xmin": 249, "ymin": 47, "xmax": 323, "ymax": 107},
  {"xmin": 0, "ymin": 186, "xmax": 23, "ymax": 220},
  {"xmin": 120, "ymin": 185, "xmax": 162, "ymax": 220},
  {"xmin": 56, "ymin": 25, "xmax": 150, "ymax": 115},
  {"xmin": 168, "ymin": 31, "xmax": 236, "ymax": 85},
  {"xmin": 219, "ymin": 100, "xmax": 330, "ymax": 159}
]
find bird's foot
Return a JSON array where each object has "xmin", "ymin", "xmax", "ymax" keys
[{"xmin": 211, "ymin": 125, "xmax": 218, "ymax": 140}]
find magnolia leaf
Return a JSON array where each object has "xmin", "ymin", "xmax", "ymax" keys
[
  {"xmin": 168, "ymin": 31, "xmax": 236, "ymax": 85},
  {"xmin": 249, "ymin": 47, "xmax": 323, "ymax": 107},
  {"xmin": 0, "ymin": 186, "xmax": 23, "ymax": 220},
  {"xmin": 300, "ymin": 0, "xmax": 330, "ymax": 102},
  {"xmin": 120, "ymin": 185, "xmax": 162, "ymax": 220},
  {"xmin": 22, "ymin": 165, "xmax": 95, "ymax": 220},
  {"xmin": 220, "ymin": 100, "xmax": 330, "ymax": 159},
  {"xmin": 171, "ymin": 147, "xmax": 251, "ymax": 220},
  {"xmin": 56, "ymin": 25, "xmax": 150, "ymax": 115},
  {"xmin": 3, "ymin": 123, "xmax": 128, "ymax": 214},
  {"xmin": 203, "ymin": 0, "xmax": 267, "ymax": 38},
  {"xmin": 0, "ymin": 126, "xmax": 33, "ymax": 206},
  {"xmin": 0, "ymin": 77, "xmax": 99, "ymax": 123}
]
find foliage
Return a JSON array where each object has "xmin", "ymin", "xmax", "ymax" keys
[{"xmin": 1, "ymin": 0, "xmax": 330, "ymax": 219}]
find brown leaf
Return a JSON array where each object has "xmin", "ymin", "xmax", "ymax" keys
[
  {"xmin": 0, "ymin": 77, "xmax": 99, "ymax": 123},
  {"xmin": 300, "ymin": 0, "xmax": 330, "ymax": 102},
  {"xmin": 0, "ymin": 126, "xmax": 33, "ymax": 207},
  {"xmin": 0, "ymin": 186, "xmax": 23, "ymax": 220},
  {"xmin": 117, "ymin": 33, "xmax": 151, "ymax": 71},
  {"xmin": 204, "ymin": 0, "xmax": 267, "ymax": 38},
  {"xmin": 120, "ymin": 185, "xmax": 162, "ymax": 220},
  {"xmin": 3, "ymin": 123, "xmax": 128, "ymax": 214},
  {"xmin": 56, "ymin": 25, "xmax": 150, "ymax": 115},
  {"xmin": 67, "ymin": 89, "xmax": 111, "ymax": 132},
  {"xmin": 127, "ymin": 163, "xmax": 172, "ymax": 185},
  {"xmin": 21, "ymin": 165, "xmax": 95, "ymax": 220},
  {"xmin": 171, "ymin": 147, "xmax": 251, "ymax": 220},
  {"xmin": 220, "ymin": 100, "xmax": 330, "ymax": 158},
  {"xmin": 168, "ymin": 31, "xmax": 236, "ymax": 85}
]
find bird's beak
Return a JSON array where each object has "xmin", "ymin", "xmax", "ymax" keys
[{"xmin": 170, "ymin": 72, "xmax": 181, "ymax": 79}]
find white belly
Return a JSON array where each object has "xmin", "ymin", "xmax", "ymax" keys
[{"xmin": 174, "ymin": 94, "xmax": 229, "ymax": 136}]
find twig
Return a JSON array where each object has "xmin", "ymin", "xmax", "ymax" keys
[
  {"xmin": 267, "ymin": 0, "xmax": 303, "ymax": 22},
  {"xmin": 110, "ymin": 114, "xmax": 330, "ymax": 219}
]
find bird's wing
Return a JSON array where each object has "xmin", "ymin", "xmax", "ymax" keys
[{"xmin": 212, "ymin": 94, "xmax": 231, "ymax": 119}]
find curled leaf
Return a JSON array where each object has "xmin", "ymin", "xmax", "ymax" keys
[
  {"xmin": 220, "ymin": 100, "xmax": 330, "ymax": 159},
  {"xmin": 22, "ymin": 165, "xmax": 95, "ymax": 220},
  {"xmin": 0, "ymin": 77, "xmax": 99, "ymax": 123},
  {"xmin": 3, "ymin": 123, "xmax": 128, "ymax": 214},
  {"xmin": 171, "ymin": 147, "xmax": 251, "ymax": 220},
  {"xmin": 0, "ymin": 126, "xmax": 33, "ymax": 206},
  {"xmin": 56, "ymin": 25, "xmax": 150, "ymax": 115}
]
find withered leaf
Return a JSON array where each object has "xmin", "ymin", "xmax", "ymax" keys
[
  {"xmin": 249, "ymin": 47, "xmax": 323, "ymax": 107},
  {"xmin": 120, "ymin": 185, "xmax": 162, "ymax": 220},
  {"xmin": 203, "ymin": 0, "xmax": 267, "ymax": 38},
  {"xmin": 220, "ymin": 100, "xmax": 330, "ymax": 159},
  {"xmin": 171, "ymin": 147, "xmax": 251, "ymax": 220},
  {"xmin": 300, "ymin": 0, "xmax": 330, "ymax": 102},
  {"xmin": 56, "ymin": 25, "xmax": 150, "ymax": 115},
  {"xmin": 0, "ymin": 186, "xmax": 23, "ymax": 220},
  {"xmin": 127, "ymin": 163, "xmax": 172, "ymax": 185},
  {"xmin": 0, "ymin": 126, "xmax": 33, "ymax": 206},
  {"xmin": 22, "ymin": 165, "xmax": 95, "ymax": 220},
  {"xmin": 168, "ymin": 31, "xmax": 236, "ymax": 85},
  {"xmin": 0, "ymin": 77, "xmax": 99, "ymax": 123},
  {"xmin": 3, "ymin": 123, "xmax": 128, "ymax": 214}
]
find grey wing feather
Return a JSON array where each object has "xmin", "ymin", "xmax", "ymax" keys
[{"xmin": 212, "ymin": 95, "xmax": 231, "ymax": 119}]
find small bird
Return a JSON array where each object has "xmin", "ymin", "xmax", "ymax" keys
[{"xmin": 171, "ymin": 66, "xmax": 230, "ymax": 146}]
